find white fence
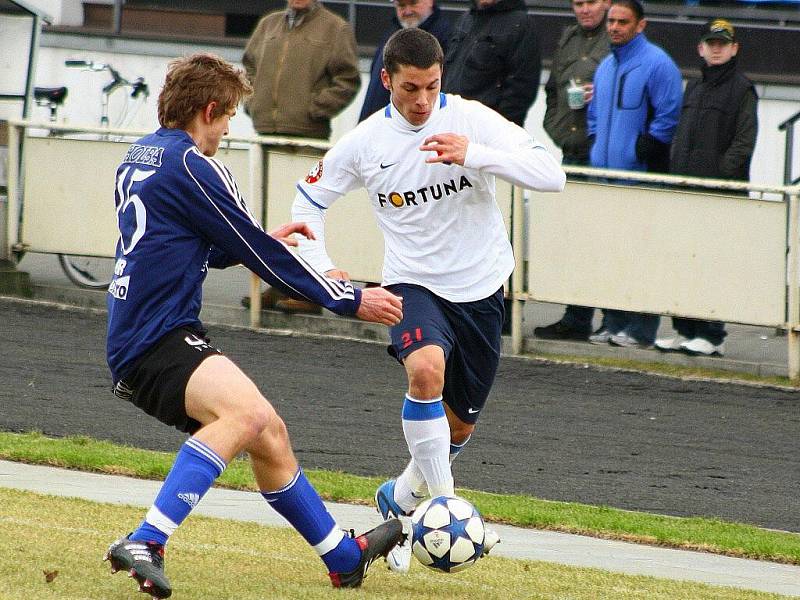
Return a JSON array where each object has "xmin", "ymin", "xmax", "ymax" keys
[{"xmin": 5, "ymin": 120, "xmax": 800, "ymax": 376}]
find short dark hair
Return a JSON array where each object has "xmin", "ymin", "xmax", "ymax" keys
[
  {"xmin": 611, "ymin": 0, "xmax": 644, "ymax": 20},
  {"xmin": 383, "ymin": 28, "xmax": 443, "ymax": 75}
]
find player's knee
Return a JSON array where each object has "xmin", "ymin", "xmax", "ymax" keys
[
  {"xmin": 234, "ymin": 401, "xmax": 276, "ymax": 445},
  {"xmin": 450, "ymin": 422, "xmax": 474, "ymax": 445},
  {"xmin": 408, "ymin": 361, "xmax": 445, "ymax": 397}
]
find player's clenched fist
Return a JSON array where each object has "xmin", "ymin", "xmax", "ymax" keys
[{"xmin": 356, "ymin": 287, "xmax": 403, "ymax": 326}]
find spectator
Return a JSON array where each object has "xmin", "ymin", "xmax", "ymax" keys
[
  {"xmin": 586, "ymin": 0, "xmax": 682, "ymax": 349},
  {"xmin": 655, "ymin": 18, "xmax": 758, "ymax": 357},
  {"xmin": 243, "ymin": 0, "xmax": 361, "ymax": 313},
  {"xmin": 534, "ymin": 0, "xmax": 610, "ymax": 342},
  {"xmin": 359, "ymin": 0, "xmax": 451, "ymax": 122},
  {"xmin": 442, "ymin": 0, "xmax": 541, "ymax": 331},
  {"xmin": 442, "ymin": 0, "xmax": 541, "ymax": 127}
]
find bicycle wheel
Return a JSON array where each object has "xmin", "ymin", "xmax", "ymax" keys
[{"xmin": 58, "ymin": 254, "xmax": 114, "ymax": 290}]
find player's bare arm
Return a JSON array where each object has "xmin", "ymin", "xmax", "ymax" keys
[{"xmin": 420, "ymin": 133, "xmax": 469, "ymax": 165}]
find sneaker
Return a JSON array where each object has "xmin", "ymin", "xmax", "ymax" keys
[
  {"xmin": 610, "ymin": 333, "xmax": 653, "ymax": 349},
  {"xmin": 329, "ymin": 519, "xmax": 405, "ymax": 588},
  {"xmin": 655, "ymin": 335, "xmax": 690, "ymax": 352},
  {"xmin": 681, "ymin": 337, "xmax": 724, "ymax": 356},
  {"xmin": 385, "ymin": 518, "xmax": 413, "ymax": 573},
  {"xmin": 241, "ymin": 289, "xmax": 279, "ymax": 310},
  {"xmin": 588, "ymin": 327, "xmax": 612, "ymax": 345},
  {"xmin": 274, "ymin": 298, "xmax": 322, "ymax": 315},
  {"xmin": 533, "ymin": 321, "xmax": 591, "ymax": 341},
  {"xmin": 375, "ymin": 479, "xmax": 410, "ymax": 519},
  {"xmin": 375, "ymin": 479, "xmax": 414, "ymax": 573},
  {"xmin": 482, "ymin": 526, "xmax": 501, "ymax": 556},
  {"xmin": 104, "ymin": 535, "xmax": 171, "ymax": 599}
]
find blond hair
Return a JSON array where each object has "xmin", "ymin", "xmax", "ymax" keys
[{"xmin": 158, "ymin": 53, "xmax": 253, "ymax": 129}]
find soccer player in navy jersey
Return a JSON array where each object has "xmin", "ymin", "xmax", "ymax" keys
[
  {"xmin": 103, "ymin": 53, "xmax": 404, "ymax": 597},
  {"xmin": 292, "ymin": 28, "xmax": 565, "ymax": 570}
]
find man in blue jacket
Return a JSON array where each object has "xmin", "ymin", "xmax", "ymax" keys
[
  {"xmin": 358, "ymin": 0, "xmax": 450, "ymax": 122},
  {"xmin": 586, "ymin": 0, "xmax": 682, "ymax": 348}
]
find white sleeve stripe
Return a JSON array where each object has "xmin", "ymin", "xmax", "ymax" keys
[
  {"xmin": 198, "ymin": 151, "xmax": 261, "ymax": 229},
  {"xmin": 292, "ymin": 250, "xmax": 355, "ymax": 299},
  {"xmin": 183, "ymin": 148, "xmax": 354, "ymax": 301}
]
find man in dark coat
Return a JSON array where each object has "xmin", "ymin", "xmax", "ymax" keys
[
  {"xmin": 442, "ymin": 0, "xmax": 541, "ymax": 127},
  {"xmin": 656, "ymin": 17, "xmax": 758, "ymax": 357}
]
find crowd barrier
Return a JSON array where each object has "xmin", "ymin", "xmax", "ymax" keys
[{"xmin": 5, "ymin": 120, "xmax": 800, "ymax": 376}]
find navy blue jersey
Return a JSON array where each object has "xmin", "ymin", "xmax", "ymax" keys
[{"xmin": 106, "ymin": 128, "xmax": 361, "ymax": 382}]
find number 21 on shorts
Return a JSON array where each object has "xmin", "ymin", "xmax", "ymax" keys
[{"xmin": 401, "ymin": 327, "xmax": 423, "ymax": 349}]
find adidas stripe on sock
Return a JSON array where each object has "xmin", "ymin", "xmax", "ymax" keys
[
  {"xmin": 131, "ymin": 437, "xmax": 226, "ymax": 546},
  {"xmin": 261, "ymin": 468, "xmax": 359, "ymax": 573}
]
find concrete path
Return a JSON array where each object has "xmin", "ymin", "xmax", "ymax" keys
[{"xmin": 2, "ymin": 460, "xmax": 798, "ymax": 597}]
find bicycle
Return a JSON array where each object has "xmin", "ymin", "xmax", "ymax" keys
[{"xmin": 33, "ymin": 59, "xmax": 149, "ymax": 289}]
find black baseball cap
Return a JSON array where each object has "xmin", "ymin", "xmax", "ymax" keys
[{"xmin": 701, "ymin": 18, "xmax": 735, "ymax": 43}]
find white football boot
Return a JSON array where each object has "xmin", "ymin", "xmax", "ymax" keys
[{"xmin": 482, "ymin": 526, "xmax": 501, "ymax": 556}]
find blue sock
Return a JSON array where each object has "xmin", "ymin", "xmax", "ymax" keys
[
  {"xmin": 130, "ymin": 437, "xmax": 226, "ymax": 546},
  {"xmin": 261, "ymin": 468, "xmax": 359, "ymax": 573},
  {"xmin": 450, "ymin": 435, "xmax": 471, "ymax": 462}
]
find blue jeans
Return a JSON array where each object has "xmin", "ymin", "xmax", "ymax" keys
[{"xmin": 604, "ymin": 310, "xmax": 659, "ymax": 345}]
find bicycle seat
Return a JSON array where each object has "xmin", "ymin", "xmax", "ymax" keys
[{"xmin": 34, "ymin": 86, "xmax": 68, "ymax": 104}]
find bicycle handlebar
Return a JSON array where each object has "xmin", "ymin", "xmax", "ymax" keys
[{"xmin": 65, "ymin": 59, "xmax": 148, "ymax": 99}]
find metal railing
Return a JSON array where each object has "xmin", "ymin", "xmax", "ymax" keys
[
  {"xmin": 780, "ymin": 109, "xmax": 800, "ymax": 186},
  {"xmin": 5, "ymin": 119, "xmax": 800, "ymax": 377}
]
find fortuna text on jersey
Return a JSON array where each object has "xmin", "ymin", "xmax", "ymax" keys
[{"xmin": 378, "ymin": 175, "xmax": 473, "ymax": 208}]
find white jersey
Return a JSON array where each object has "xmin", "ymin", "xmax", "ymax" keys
[{"xmin": 293, "ymin": 93, "xmax": 565, "ymax": 302}]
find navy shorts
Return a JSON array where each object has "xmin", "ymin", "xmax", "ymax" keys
[
  {"xmin": 386, "ymin": 284, "xmax": 504, "ymax": 424},
  {"xmin": 112, "ymin": 326, "xmax": 223, "ymax": 434}
]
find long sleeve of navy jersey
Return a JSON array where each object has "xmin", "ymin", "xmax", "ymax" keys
[{"xmin": 183, "ymin": 149, "xmax": 361, "ymax": 315}]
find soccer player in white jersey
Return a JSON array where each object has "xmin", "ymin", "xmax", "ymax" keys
[
  {"xmin": 103, "ymin": 54, "xmax": 405, "ymax": 597},
  {"xmin": 292, "ymin": 28, "xmax": 566, "ymax": 570}
]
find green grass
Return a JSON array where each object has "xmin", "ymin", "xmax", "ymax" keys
[
  {"xmin": 0, "ymin": 487, "xmax": 789, "ymax": 600},
  {"xmin": 2, "ymin": 431, "xmax": 799, "ymax": 567},
  {"xmin": 524, "ymin": 350, "xmax": 797, "ymax": 388}
]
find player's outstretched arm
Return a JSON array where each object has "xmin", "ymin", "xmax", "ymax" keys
[{"xmin": 356, "ymin": 287, "xmax": 403, "ymax": 326}]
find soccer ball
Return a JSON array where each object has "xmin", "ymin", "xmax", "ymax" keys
[{"xmin": 410, "ymin": 495, "xmax": 485, "ymax": 573}]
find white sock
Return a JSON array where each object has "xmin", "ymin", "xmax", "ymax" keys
[
  {"xmin": 401, "ymin": 394, "xmax": 453, "ymax": 499},
  {"xmin": 395, "ymin": 434, "xmax": 472, "ymax": 512}
]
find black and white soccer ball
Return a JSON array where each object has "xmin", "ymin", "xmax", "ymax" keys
[{"xmin": 410, "ymin": 495, "xmax": 485, "ymax": 573}]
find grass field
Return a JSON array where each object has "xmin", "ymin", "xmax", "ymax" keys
[
  {"xmin": 0, "ymin": 487, "xmax": 791, "ymax": 600},
  {"xmin": 1, "ymin": 431, "xmax": 799, "ymax": 568}
]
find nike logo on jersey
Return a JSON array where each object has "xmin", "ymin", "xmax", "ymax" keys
[
  {"xmin": 467, "ymin": 407, "xmax": 480, "ymax": 414},
  {"xmin": 379, "ymin": 162, "xmax": 397, "ymax": 169}
]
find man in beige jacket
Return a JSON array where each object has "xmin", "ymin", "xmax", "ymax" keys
[
  {"xmin": 243, "ymin": 0, "xmax": 361, "ymax": 311},
  {"xmin": 243, "ymin": 0, "xmax": 361, "ymax": 140}
]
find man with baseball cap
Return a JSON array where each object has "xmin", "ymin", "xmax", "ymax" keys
[{"xmin": 656, "ymin": 18, "xmax": 758, "ymax": 357}]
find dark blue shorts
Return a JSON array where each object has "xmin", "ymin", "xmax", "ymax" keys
[{"xmin": 386, "ymin": 284, "xmax": 504, "ymax": 424}]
